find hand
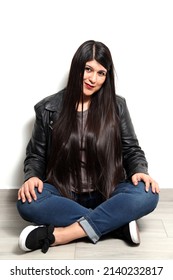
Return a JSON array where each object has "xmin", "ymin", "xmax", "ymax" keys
[
  {"xmin": 131, "ymin": 173, "xmax": 160, "ymax": 194},
  {"xmin": 18, "ymin": 177, "xmax": 43, "ymax": 203}
]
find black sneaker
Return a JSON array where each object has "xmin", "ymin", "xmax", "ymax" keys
[
  {"xmin": 19, "ymin": 225, "xmax": 55, "ymax": 253},
  {"xmin": 112, "ymin": 220, "xmax": 140, "ymax": 245}
]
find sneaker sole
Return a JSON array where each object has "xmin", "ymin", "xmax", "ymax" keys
[
  {"xmin": 129, "ymin": 221, "xmax": 140, "ymax": 244},
  {"xmin": 19, "ymin": 225, "xmax": 43, "ymax": 251}
]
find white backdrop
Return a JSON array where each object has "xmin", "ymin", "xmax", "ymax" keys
[{"xmin": 0, "ymin": 0, "xmax": 172, "ymax": 189}]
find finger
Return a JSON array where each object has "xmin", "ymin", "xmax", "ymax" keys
[
  {"xmin": 151, "ymin": 180, "xmax": 160, "ymax": 194},
  {"xmin": 29, "ymin": 188, "xmax": 37, "ymax": 201},
  {"xmin": 29, "ymin": 179, "xmax": 43, "ymax": 199},
  {"xmin": 132, "ymin": 174, "xmax": 140, "ymax": 186},
  {"xmin": 37, "ymin": 180, "xmax": 43, "ymax": 193},
  {"xmin": 27, "ymin": 180, "xmax": 38, "ymax": 201},
  {"xmin": 18, "ymin": 189, "xmax": 21, "ymax": 200},
  {"xmin": 22, "ymin": 184, "xmax": 33, "ymax": 203},
  {"xmin": 155, "ymin": 183, "xmax": 160, "ymax": 194},
  {"xmin": 18, "ymin": 187, "xmax": 27, "ymax": 203},
  {"xmin": 145, "ymin": 180, "xmax": 150, "ymax": 192}
]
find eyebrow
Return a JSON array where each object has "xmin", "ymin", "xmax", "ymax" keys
[{"xmin": 85, "ymin": 64, "xmax": 107, "ymax": 73}]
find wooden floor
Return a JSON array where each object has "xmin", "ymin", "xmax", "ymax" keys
[{"xmin": 0, "ymin": 188, "xmax": 173, "ymax": 260}]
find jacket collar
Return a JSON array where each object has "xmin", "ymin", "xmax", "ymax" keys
[{"xmin": 44, "ymin": 89, "xmax": 65, "ymax": 112}]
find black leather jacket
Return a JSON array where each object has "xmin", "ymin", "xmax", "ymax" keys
[{"xmin": 24, "ymin": 89, "xmax": 148, "ymax": 182}]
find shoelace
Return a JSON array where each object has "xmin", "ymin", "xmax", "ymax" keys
[
  {"xmin": 41, "ymin": 238, "xmax": 50, "ymax": 253},
  {"xmin": 41, "ymin": 225, "xmax": 55, "ymax": 253}
]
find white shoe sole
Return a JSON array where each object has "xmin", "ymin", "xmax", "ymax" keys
[
  {"xmin": 129, "ymin": 221, "xmax": 140, "ymax": 244},
  {"xmin": 19, "ymin": 225, "xmax": 42, "ymax": 251}
]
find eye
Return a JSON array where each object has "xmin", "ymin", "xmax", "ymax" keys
[
  {"xmin": 98, "ymin": 71, "xmax": 107, "ymax": 77},
  {"xmin": 85, "ymin": 66, "xmax": 92, "ymax": 73}
]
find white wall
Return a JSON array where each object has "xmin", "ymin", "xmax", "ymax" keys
[{"xmin": 0, "ymin": 0, "xmax": 172, "ymax": 189}]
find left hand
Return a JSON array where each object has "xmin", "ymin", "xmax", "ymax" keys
[{"xmin": 131, "ymin": 173, "xmax": 160, "ymax": 194}]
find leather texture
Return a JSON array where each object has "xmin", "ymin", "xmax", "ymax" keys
[{"xmin": 24, "ymin": 89, "xmax": 148, "ymax": 182}]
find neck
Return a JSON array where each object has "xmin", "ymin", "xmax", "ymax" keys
[{"xmin": 77, "ymin": 96, "xmax": 91, "ymax": 112}]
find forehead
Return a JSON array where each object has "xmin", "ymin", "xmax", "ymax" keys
[{"xmin": 85, "ymin": 59, "xmax": 107, "ymax": 71}]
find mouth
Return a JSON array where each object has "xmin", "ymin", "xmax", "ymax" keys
[{"xmin": 84, "ymin": 82, "xmax": 94, "ymax": 90}]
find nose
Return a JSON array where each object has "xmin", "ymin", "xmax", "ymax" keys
[{"xmin": 89, "ymin": 71, "xmax": 97, "ymax": 84}]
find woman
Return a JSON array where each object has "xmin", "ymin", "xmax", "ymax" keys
[{"xmin": 17, "ymin": 40, "xmax": 159, "ymax": 253}]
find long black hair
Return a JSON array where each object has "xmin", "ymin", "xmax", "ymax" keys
[{"xmin": 46, "ymin": 40, "xmax": 124, "ymax": 200}]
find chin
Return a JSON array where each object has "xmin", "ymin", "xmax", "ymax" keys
[{"xmin": 83, "ymin": 90, "xmax": 95, "ymax": 97}]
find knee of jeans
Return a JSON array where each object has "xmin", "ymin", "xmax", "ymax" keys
[
  {"xmin": 150, "ymin": 190, "xmax": 159, "ymax": 210},
  {"xmin": 140, "ymin": 189, "xmax": 159, "ymax": 214},
  {"xmin": 135, "ymin": 181, "xmax": 159, "ymax": 207},
  {"xmin": 16, "ymin": 199, "xmax": 36, "ymax": 222}
]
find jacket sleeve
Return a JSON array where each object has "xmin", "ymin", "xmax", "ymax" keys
[
  {"xmin": 117, "ymin": 96, "xmax": 148, "ymax": 178},
  {"xmin": 23, "ymin": 104, "xmax": 48, "ymax": 182}
]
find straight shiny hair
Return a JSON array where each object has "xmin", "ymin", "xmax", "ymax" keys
[{"xmin": 46, "ymin": 40, "xmax": 124, "ymax": 200}]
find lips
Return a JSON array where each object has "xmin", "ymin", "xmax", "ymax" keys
[{"xmin": 85, "ymin": 82, "xmax": 94, "ymax": 89}]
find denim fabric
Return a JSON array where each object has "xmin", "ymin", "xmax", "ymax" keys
[{"xmin": 17, "ymin": 181, "xmax": 159, "ymax": 243}]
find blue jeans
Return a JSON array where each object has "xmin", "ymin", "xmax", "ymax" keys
[{"xmin": 17, "ymin": 181, "xmax": 159, "ymax": 243}]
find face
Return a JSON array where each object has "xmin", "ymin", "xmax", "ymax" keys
[{"xmin": 83, "ymin": 59, "xmax": 107, "ymax": 98}]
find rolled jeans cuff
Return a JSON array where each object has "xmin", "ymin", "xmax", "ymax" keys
[{"xmin": 78, "ymin": 217, "xmax": 100, "ymax": 244}]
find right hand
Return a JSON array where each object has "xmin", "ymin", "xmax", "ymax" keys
[{"xmin": 18, "ymin": 177, "xmax": 43, "ymax": 203}]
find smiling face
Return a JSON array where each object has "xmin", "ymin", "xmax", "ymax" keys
[
  {"xmin": 83, "ymin": 59, "xmax": 107, "ymax": 97},
  {"xmin": 77, "ymin": 59, "xmax": 107, "ymax": 111}
]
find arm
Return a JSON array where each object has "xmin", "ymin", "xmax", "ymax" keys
[
  {"xmin": 118, "ymin": 96, "xmax": 148, "ymax": 176},
  {"xmin": 24, "ymin": 106, "xmax": 47, "ymax": 182},
  {"xmin": 18, "ymin": 104, "xmax": 49, "ymax": 202},
  {"xmin": 117, "ymin": 96, "xmax": 159, "ymax": 193}
]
